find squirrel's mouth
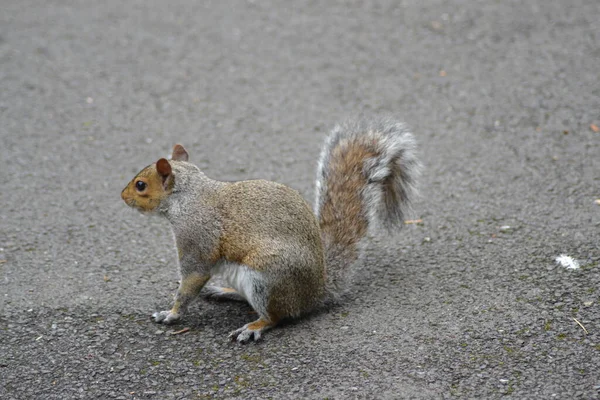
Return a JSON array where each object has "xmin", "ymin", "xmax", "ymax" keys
[
  {"xmin": 123, "ymin": 197, "xmax": 136, "ymax": 208},
  {"xmin": 124, "ymin": 198, "xmax": 158, "ymax": 215}
]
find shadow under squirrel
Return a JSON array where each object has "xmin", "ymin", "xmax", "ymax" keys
[{"xmin": 121, "ymin": 117, "xmax": 420, "ymax": 343}]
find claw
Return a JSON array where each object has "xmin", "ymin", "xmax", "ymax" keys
[
  {"xmin": 228, "ymin": 326, "xmax": 261, "ymax": 343},
  {"xmin": 152, "ymin": 310, "xmax": 180, "ymax": 325},
  {"xmin": 228, "ymin": 318, "xmax": 273, "ymax": 343}
]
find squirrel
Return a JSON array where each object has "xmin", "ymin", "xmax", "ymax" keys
[{"xmin": 121, "ymin": 117, "xmax": 420, "ymax": 343}]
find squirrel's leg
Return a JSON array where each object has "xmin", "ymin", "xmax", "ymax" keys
[
  {"xmin": 152, "ymin": 272, "xmax": 209, "ymax": 325},
  {"xmin": 228, "ymin": 316, "xmax": 278, "ymax": 343},
  {"xmin": 202, "ymin": 286, "xmax": 247, "ymax": 302},
  {"xmin": 226, "ymin": 269, "xmax": 280, "ymax": 342}
]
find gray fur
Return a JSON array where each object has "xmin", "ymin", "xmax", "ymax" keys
[
  {"xmin": 160, "ymin": 161, "xmax": 226, "ymax": 275},
  {"xmin": 150, "ymin": 162, "xmax": 227, "ymax": 325},
  {"xmin": 316, "ymin": 116, "xmax": 420, "ymax": 228},
  {"xmin": 316, "ymin": 116, "xmax": 421, "ymax": 300},
  {"xmin": 138, "ymin": 117, "xmax": 419, "ymax": 340},
  {"xmin": 319, "ymin": 238, "xmax": 368, "ymax": 302}
]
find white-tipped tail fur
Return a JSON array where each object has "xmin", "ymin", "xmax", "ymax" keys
[{"xmin": 315, "ymin": 117, "xmax": 420, "ymax": 300}]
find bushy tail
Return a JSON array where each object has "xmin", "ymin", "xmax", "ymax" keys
[{"xmin": 314, "ymin": 117, "xmax": 420, "ymax": 301}]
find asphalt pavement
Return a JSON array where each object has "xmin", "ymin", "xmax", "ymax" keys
[{"xmin": 1, "ymin": 0, "xmax": 599, "ymax": 398}]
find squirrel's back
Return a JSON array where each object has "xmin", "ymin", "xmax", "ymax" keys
[{"xmin": 215, "ymin": 180, "xmax": 323, "ymax": 268}]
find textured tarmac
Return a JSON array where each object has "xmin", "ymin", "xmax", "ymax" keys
[{"xmin": 1, "ymin": 0, "xmax": 599, "ymax": 398}]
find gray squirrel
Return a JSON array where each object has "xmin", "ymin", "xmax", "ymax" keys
[{"xmin": 121, "ymin": 117, "xmax": 420, "ymax": 343}]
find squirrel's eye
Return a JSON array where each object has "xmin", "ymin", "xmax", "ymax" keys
[{"xmin": 135, "ymin": 181, "xmax": 147, "ymax": 191}]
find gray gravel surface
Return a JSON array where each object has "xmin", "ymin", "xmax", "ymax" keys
[{"xmin": 1, "ymin": 0, "xmax": 599, "ymax": 398}]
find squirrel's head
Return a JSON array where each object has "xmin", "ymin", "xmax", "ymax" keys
[{"xmin": 121, "ymin": 144, "xmax": 189, "ymax": 213}]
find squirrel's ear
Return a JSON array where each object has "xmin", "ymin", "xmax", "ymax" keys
[
  {"xmin": 171, "ymin": 144, "xmax": 189, "ymax": 162},
  {"xmin": 156, "ymin": 158, "xmax": 172, "ymax": 178}
]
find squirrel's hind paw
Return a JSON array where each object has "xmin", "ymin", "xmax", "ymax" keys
[
  {"xmin": 228, "ymin": 317, "xmax": 275, "ymax": 344},
  {"xmin": 228, "ymin": 326, "xmax": 263, "ymax": 343},
  {"xmin": 152, "ymin": 310, "xmax": 180, "ymax": 325}
]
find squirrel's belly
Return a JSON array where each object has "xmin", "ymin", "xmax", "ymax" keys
[{"xmin": 211, "ymin": 262, "xmax": 267, "ymax": 313}]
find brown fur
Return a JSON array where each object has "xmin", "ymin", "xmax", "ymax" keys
[
  {"xmin": 216, "ymin": 181, "xmax": 324, "ymax": 274},
  {"xmin": 247, "ymin": 317, "xmax": 276, "ymax": 330},
  {"xmin": 123, "ymin": 116, "xmax": 419, "ymax": 342},
  {"xmin": 318, "ymin": 138, "xmax": 372, "ymax": 255},
  {"xmin": 171, "ymin": 144, "xmax": 189, "ymax": 161},
  {"xmin": 120, "ymin": 164, "xmax": 174, "ymax": 212},
  {"xmin": 179, "ymin": 273, "xmax": 210, "ymax": 296},
  {"xmin": 214, "ymin": 180, "xmax": 326, "ymax": 320},
  {"xmin": 171, "ymin": 274, "xmax": 210, "ymax": 314}
]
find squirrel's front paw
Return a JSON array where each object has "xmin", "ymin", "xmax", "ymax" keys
[{"xmin": 152, "ymin": 310, "xmax": 180, "ymax": 324}]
